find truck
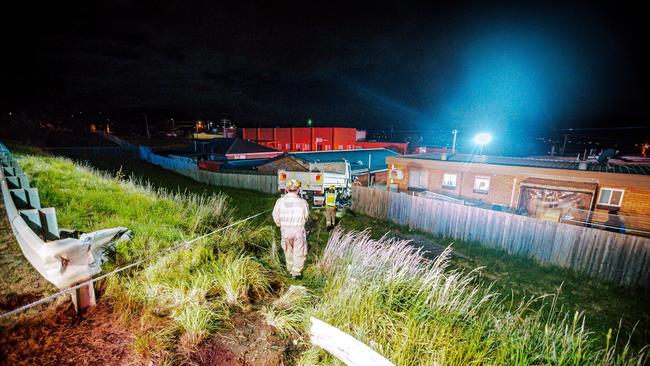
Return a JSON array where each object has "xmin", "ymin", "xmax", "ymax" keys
[{"xmin": 278, "ymin": 161, "xmax": 352, "ymax": 207}]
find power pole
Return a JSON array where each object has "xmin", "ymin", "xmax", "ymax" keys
[
  {"xmin": 561, "ymin": 134, "xmax": 568, "ymax": 154},
  {"xmin": 367, "ymin": 154, "xmax": 372, "ymax": 187},
  {"xmin": 390, "ymin": 125, "xmax": 394, "ymax": 141},
  {"xmin": 144, "ymin": 113, "xmax": 150, "ymax": 139},
  {"xmin": 221, "ymin": 118, "xmax": 230, "ymax": 137},
  {"xmin": 451, "ymin": 129, "xmax": 458, "ymax": 154}
]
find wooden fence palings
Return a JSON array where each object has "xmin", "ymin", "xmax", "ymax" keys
[
  {"xmin": 175, "ymin": 168, "xmax": 277, "ymax": 194},
  {"xmin": 352, "ymin": 186, "xmax": 650, "ymax": 289}
]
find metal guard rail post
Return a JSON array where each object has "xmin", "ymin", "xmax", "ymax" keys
[{"xmin": 0, "ymin": 143, "xmax": 132, "ymax": 312}]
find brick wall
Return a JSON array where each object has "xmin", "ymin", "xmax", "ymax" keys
[{"xmin": 386, "ymin": 157, "xmax": 650, "ymax": 217}]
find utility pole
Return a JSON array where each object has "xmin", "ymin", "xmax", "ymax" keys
[
  {"xmin": 561, "ymin": 134, "xmax": 568, "ymax": 154},
  {"xmin": 144, "ymin": 113, "xmax": 150, "ymax": 139},
  {"xmin": 451, "ymin": 129, "xmax": 458, "ymax": 154},
  {"xmin": 390, "ymin": 125, "xmax": 394, "ymax": 141},
  {"xmin": 221, "ymin": 118, "xmax": 230, "ymax": 137},
  {"xmin": 367, "ymin": 154, "xmax": 372, "ymax": 187}
]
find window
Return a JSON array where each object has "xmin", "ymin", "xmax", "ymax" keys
[
  {"xmin": 338, "ymin": 145, "xmax": 343, "ymax": 150},
  {"xmin": 408, "ymin": 169, "xmax": 428, "ymax": 189},
  {"xmin": 277, "ymin": 143, "xmax": 282, "ymax": 149},
  {"xmin": 442, "ymin": 173, "xmax": 457, "ymax": 189},
  {"xmin": 286, "ymin": 143, "xmax": 290, "ymax": 149},
  {"xmin": 474, "ymin": 176, "xmax": 490, "ymax": 193},
  {"xmin": 598, "ymin": 188, "xmax": 624, "ymax": 207}
]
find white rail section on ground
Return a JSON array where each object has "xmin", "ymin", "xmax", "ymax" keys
[
  {"xmin": 0, "ymin": 143, "xmax": 132, "ymax": 311},
  {"xmin": 310, "ymin": 317, "xmax": 396, "ymax": 366}
]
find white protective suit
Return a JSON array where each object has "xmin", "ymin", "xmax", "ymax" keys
[{"xmin": 272, "ymin": 192, "xmax": 309, "ymax": 276}]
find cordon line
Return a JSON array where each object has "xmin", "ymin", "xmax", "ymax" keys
[{"xmin": 0, "ymin": 209, "xmax": 272, "ymax": 320}]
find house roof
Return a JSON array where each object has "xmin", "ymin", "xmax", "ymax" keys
[
  {"xmin": 400, "ymin": 153, "xmax": 650, "ymax": 176},
  {"xmin": 289, "ymin": 148, "xmax": 401, "ymax": 173},
  {"xmin": 154, "ymin": 138, "xmax": 278, "ymax": 156},
  {"xmin": 201, "ymin": 138, "xmax": 279, "ymax": 155},
  {"xmin": 219, "ymin": 158, "xmax": 271, "ymax": 170}
]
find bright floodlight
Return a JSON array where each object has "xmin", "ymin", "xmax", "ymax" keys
[{"xmin": 473, "ymin": 132, "xmax": 492, "ymax": 146}]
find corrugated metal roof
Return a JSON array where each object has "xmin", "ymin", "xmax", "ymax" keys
[
  {"xmin": 405, "ymin": 153, "xmax": 650, "ymax": 176},
  {"xmin": 220, "ymin": 158, "xmax": 271, "ymax": 170},
  {"xmin": 290, "ymin": 148, "xmax": 401, "ymax": 173}
]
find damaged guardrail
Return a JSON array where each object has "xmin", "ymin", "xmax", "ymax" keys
[
  {"xmin": 0, "ymin": 143, "xmax": 132, "ymax": 312},
  {"xmin": 309, "ymin": 317, "xmax": 395, "ymax": 366}
]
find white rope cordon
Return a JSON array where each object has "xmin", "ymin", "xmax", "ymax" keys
[{"xmin": 0, "ymin": 209, "xmax": 272, "ymax": 320}]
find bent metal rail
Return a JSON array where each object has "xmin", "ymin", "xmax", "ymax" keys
[{"xmin": 0, "ymin": 143, "xmax": 132, "ymax": 311}]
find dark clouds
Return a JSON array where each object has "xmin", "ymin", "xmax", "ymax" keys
[{"xmin": 2, "ymin": 1, "xmax": 649, "ymax": 129}]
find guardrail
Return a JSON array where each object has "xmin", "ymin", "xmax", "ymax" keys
[
  {"xmin": 0, "ymin": 143, "xmax": 132, "ymax": 312},
  {"xmin": 310, "ymin": 317, "xmax": 395, "ymax": 366}
]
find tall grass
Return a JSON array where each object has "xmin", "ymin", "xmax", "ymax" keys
[
  {"xmin": 262, "ymin": 285, "xmax": 310, "ymax": 337},
  {"xmin": 301, "ymin": 229, "xmax": 648, "ymax": 365},
  {"xmin": 17, "ymin": 153, "xmax": 648, "ymax": 365},
  {"xmin": 16, "ymin": 154, "xmax": 277, "ymax": 358}
]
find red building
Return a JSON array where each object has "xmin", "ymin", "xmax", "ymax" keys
[
  {"xmin": 243, "ymin": 127, "xmax": 357, "ymax": 152},
  {"xmin": 242, "ymin": 127, "xmax": 409, "ymax": 153}
]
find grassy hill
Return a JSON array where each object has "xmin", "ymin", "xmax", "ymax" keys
[{"xmin": 1, "ymin": 149, "xmax": 647, "ymax": 365}]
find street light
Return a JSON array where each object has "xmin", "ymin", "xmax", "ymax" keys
[{"xmin": 473, "ymin": 132, "xmax": 492, "ymax": 154}]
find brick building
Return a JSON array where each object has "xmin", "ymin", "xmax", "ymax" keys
[{"xmin": 387, "ymin": 153, "xmax": 650, "ymax": 232}]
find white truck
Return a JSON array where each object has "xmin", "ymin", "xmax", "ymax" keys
[{"xmin": 278, "ymin": 161, "xmax": 352, "ymax": 206}]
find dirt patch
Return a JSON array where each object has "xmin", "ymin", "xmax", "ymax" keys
[
  {"xmin": 0, "ymin": 300, "xmax": 137, "ymax": 366},
  {"xmin": 190, "ymin": 312, "xmax": 288, "ymax": 366}
]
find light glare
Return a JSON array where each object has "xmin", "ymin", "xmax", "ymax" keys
[{"xmin": 473, "ymin": 132, "xmax": 492, "ymax": 146}]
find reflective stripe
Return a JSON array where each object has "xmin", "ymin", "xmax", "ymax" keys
[
  {"xmin": 325, "ymin": 192, "xmax": 336, "ymax": 207},
  {"xmin": 273, "ymin": 193, "xmax": 309, "ymax": 227}
]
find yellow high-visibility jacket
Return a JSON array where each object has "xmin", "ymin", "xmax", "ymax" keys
[{"xmin": 325, "ymin": 192, "xmax": 336, "ymax": 207}]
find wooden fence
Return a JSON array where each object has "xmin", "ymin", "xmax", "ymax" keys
[
  {"xmin": 352, "ymin": 186, "xmax": 650, "ymax": 289},
  {"xmin": 175, "ymin": 168, "xmax": 277, "ymax": 194},
  {"xmin": 138, "ymin": 146, "xmax": 277, "ymax": 194}
]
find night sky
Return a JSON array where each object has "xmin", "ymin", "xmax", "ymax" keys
[{"xmin": 3, "ymin": 1, "xmax": 649, "ymax": 133}]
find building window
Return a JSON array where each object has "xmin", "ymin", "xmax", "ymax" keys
[
  {"xmin": 408, "ymin": 169, "xmax": 428, "ymax": 190},
  {"xmin": 598, "ymin": 188, "xmax": 624, "ymax": 207},
  {"xmin": 277, "ymin": 143, "xmax": 282, "ymax": 149},
  {"xmin": 338, "ymin": 145, "xmax": 343, "ymax": 150},
  {"xmin": 286, "ymin": 143, "xmax": 290, "ymax": 149},
  {"xmin": 474, "ymin": 176, "xmax": 490, "ymax": 193},
  {"xmin": 442, "ymin": 173, "xmax": 457, "ymax": 189}
]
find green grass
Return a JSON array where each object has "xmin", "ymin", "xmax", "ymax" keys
[
  {"xmin": 15, "ymin": 152, "xmax": 282, "ymax": 360},
  {"xmin": 24, "ymin": 146, "xmax": 649, "ymax": 364},
  {"xmin": 338, "ymin": 210, "xmax": 650, "ymax": 351},
  {"xmin": 299, "ymin": 230, "xmax": 647, "ymax": 365},
  {"xmin": 45, "ymin": 148, "xmax": 277, "ymax": 217}
]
